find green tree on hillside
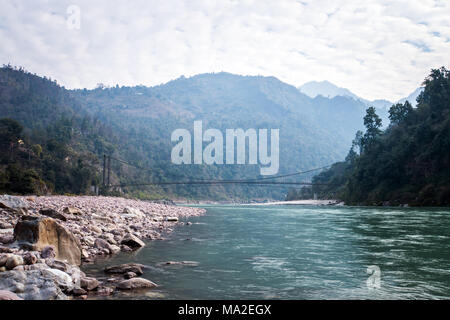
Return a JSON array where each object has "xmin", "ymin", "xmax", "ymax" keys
[
  {"xmin": 301, "ymin": 67, "xmax": 450, "ymax": 206},
  {"xmin": 389, "ymin": 101, "xmax": 413, "ymax": 125},
  {"xmin": 362, "ymin": 107, "xmax": 382, "ymax": 150},
  {"xmin": 0, "ymin": 118, "xmax": 23, "ymax": 143}
]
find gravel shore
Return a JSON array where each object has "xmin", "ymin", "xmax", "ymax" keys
[
  {"xmin": 25, "ymin": 195, "xmax": 204, "ymax": 259},
  {"xmin": 0, "ymin": 195, "xmax": 205, "ymax": 300}
]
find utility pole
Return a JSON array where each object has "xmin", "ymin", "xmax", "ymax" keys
[
  {"xmin": 102, "ymin": 154, "xmax": 106, "ymax": 187},
  {"xmin": 107, "ymin": 155, "xmax": 111, "ymax": 187}
]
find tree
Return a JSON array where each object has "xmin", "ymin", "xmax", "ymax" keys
[
  {"xmin": 309, "ymin": 66, "xmax": 450, "ymax": 206},
  {"xmin": 362, "ymin": 107, "xmax": 382, "ymax": 149},
  {"xmin": 286, "ymin": 188, "xmax": 298, "ymax": 201},
  {"xmin": 32, "ymin": 144, "xmax": 42, "ymax": 158},
  {"xmin": 0, "ymin": 118, "xmax": 23, "ymax": 162},
  {"xmin": 389, "ymin": 101, "xmax": 413, "ymax": 125},
  {"xmin": 345, "ymin": 131, "xmax": 363, "ymax": 163},
  {"xmin": 345, "ymin": 146, "xmax": 358, "ymax": 163},
  {"xmin": 419, "ymin": 67, "xmax": 450, "ymax": 117},
  {"xmin": 352, "ymin": 130, "xmax": 364, "ymax": 154},
  {"xmin": 0, "ymin": 118, "xmax": 23, "ymax": 143}
]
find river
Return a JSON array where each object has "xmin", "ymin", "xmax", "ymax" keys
[{"xmin": 82, "ymin": 204, "xmax": 450, "ymax": 299}]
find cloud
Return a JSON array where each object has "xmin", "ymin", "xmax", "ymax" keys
[{"xmin": 0, "ymin": 0, "xmax": 449, "ymax": 101}]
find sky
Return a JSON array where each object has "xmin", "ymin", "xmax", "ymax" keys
[{"xmin": 0, "ymin": 0, "xmax": 449, "ymax": 101}]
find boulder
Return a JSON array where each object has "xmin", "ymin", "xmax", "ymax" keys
[
  {"xmin": 0, "ymin": 195, "xmax": 28, "ymax": 214},
  {"xmin": 110, "ymin": 229, "xmax": 123, "ymax": 236},
  {"xmin": 5, "ymin": 255, "xmax": 24, "ymax": 270},
  {"xmin": 120, "ymin": 234, "xmax": 145, "ymax": 248},
  {"xmin": 160, "ymin": 260, "xmax": 200, "ymax": 267},
  {"xmin": 90, "ymin": 225, "xmax": 102, "ymax": 235},
  {"xmin": 0, "ymin": 221, "xmax": 13, "ymax": 229},
  {"xmin": 0, "ymin": 269, "xmax": 67, "ymax": 300},
  {"xmin": 80, "ymin": 277, "xmax": 99, "ymax": 291},
  {"xmin": 104, "ymin": 263, "xmax": 144, "ymax": 276},
  {"xmin": 82, "ymin": 236, "xmax": 95, "ymax": 247},
  {"xmin": 96, "ymin": 286, "xmax": 114, "ymax": 296},
  {"xmin": 62, "ymin": 207, "xmax": 83, "ymax": 215},
  {"xmin": 26, "ymin": 263, "xmax": 50, "ymax": 271},
  {"xmin": 94, "ymin": 238, "xmax": 109, "ymax": 249},
  {"xmin": 14, "ymin": 217, "xmax": 82, "ymax": 266},
  {"xmin": 81, "ymin": 249, "xmax": 90, "ymax": 260},
  {"xmin": 23, "ymin": 252, "xmax": 38, "ymax": 265},
  {"xmin": 42, "ymin": 268, "xmax": 73, "ymax": 291},
  {"xmin": 41, "ymin": 246, "xmax": 56, "ymax": 259},
  {"xmin": 0, "ymin": 254, "xmax": 9, "ymax": 267},
  {"xmin": 120, "ymin": 245, "xmax": 132, "ymax": 252},
  {"xmin": 124, "ymin": 272, "xmax": 137, "ymax": 279},
  {"xmin": 12, "ymin": 265, "xmax": 24, "ymax": 271},
  {"xmin": 115, "ymin": 277, "xmax": 157, "ymax": 290},
  {"xmin": 45, "ymin": 258, "xmax": 69, "ymax": 272},
  {"xmin": 94, "ymin": 238, "xmax": 118, "ymax": 254},
  {"xmin": 122, "ymin": 207, "xmax": 145, "ymax": 219},
  {"xmin": 0, "ymin": 246, "xmax": 13, "ymax": 253},
  {"xmin": 100, "ymin": 232, "xmax": 117, "ymax": 245},
  {"xmin": 91, "ymin": 214, "xmax": 113, "ymax": 224},
  {"xmin": 39, "ymin": 208, "xmax": 67, "ymax": 222},
  {"xmin": 45, "ymin": 259, "xmax": 84, "ymax": 285},
  {"xmin": 0, "ymin": 228, "xmax": 14, "ymax": 237},
  {"xmin": 109, "ymin": 245, "xmax": 121, "ymax": 254},
  {"xmin": 0, "ymin": 289, "xmax": 23, "ymax": 300},
  {"xmin": 71, "ymin": 286, "xmax": 87, "ymax": 296},
  {"xmin": 0, "ymin": 234, "xmax": 14, "ymax": 245}
]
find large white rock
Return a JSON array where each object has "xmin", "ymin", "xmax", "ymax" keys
[
  {"xmin": 116, "ymin": 277, "xmax": 157, "ymax": 290},
  {"xmin": 122, "ymin": 207, "xmax": 145, "ymax": 219},
  {"xmin": 0, "ymin": 195, "xmax": 29, "ymax": 214},
  {"xmin": 42, "ymin": 268, "xmax": 74, "ymax": 291},
  {"xmin": 0, "ymin": 270, "xmax": 68, "ymax": 300},
  {"xmin": 0, "ymin": 290, "xmax": 23, "ymax": 300}
]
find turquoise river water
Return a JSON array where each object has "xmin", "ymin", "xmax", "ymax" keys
[{"xmin": 82, "ymin": 204, "xmax": 450, "ymax": 300}]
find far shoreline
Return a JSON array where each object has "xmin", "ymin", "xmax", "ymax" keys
[{"xmin": 176, "ymin": 199, "xmax": 342, "ymax": 206}]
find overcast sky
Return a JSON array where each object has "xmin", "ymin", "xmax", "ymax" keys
[{"xmin": 1, "ymin": 0, "xmax": 449, "ymax": 101}]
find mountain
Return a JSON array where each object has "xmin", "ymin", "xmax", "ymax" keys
[
  {"xmin": 298, "ymin": 80, "xmax": 359, "ymax": 100},
  {"xmin": 299, "ymin": 80, "xmax": 423, "ymax": 110},
  {"xmin": 298, "ymin": 80, "xmax": 391, "ymax": 124},
  {"xmin": 397, "ymin": 87, "xmax": 424, "ymax": 107},
  {"xmin": 71, "ymin": 72, "xmax": 374, "ymax": 200},
  {"xmin": 1, "ymin": 67, "xmax": 387, "ymax": 201}
]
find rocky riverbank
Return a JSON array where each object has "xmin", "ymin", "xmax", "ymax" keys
[{"xmin": 0, "ymin": 195, "xmax": 205, "ymax": 300}]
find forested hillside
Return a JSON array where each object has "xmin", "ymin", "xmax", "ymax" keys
[
  {"xmin": 1, "ymin": 65, "xmax": 388, "ymax": 200},
  {"xmin": 70, "ymin": 72, "xmax": 372, "ymax": 200},
  {"xmin": 292, "ymin": 67, "xmax": 450, "ymax": 206},
  {"xmin": 0, "ymin": 65, "xmax": 118, "ymax": 195}
]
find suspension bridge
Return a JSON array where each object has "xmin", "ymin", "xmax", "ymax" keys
[{"xmin": 100, "ymin": 155, "xmax": 335, "ymax": 190}]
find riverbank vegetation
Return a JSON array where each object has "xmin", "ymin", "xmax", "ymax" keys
[{"xmin": 290, "ymin": 67, "xmax": 450, "ymax": 206}]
